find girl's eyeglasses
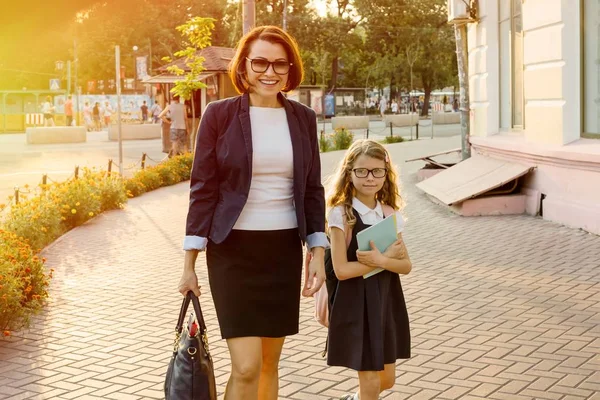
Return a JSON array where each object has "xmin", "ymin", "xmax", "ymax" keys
[
  {"xmin": 246, "ymin": 57, "xmax": 292, "ymax": 74},
  {"xmin": 352, "ymin": 168, "xmax": 387, "ymax": 178}
]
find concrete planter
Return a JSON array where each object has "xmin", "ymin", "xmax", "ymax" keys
[
  {"xmin": 26, "ymin": 127, "xmax": 87, "ymax": 144},
  {"xmin": 108, "ymin": 124, "xmax": 162, "ymax": 141},
  {"xmin": 432, "ymin": 112, "xmax": 460, "ymax": 125}
]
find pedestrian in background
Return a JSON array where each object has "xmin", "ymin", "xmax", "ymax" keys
[
  {"xmin": 92, "ymin": 102, "xmax": 102, "ymax": 131},
  {"xmin": 391, "ymin": 99, "xmax": 398, "ymax": 114},
  {"xmin": 140, "ymin": 101, "xmax": 149, "ymax": 123},
  {"xmin": 42, "ymin": 96, "xmax": 55, "ymax": 127},
  {"xmin": 103, "ymin": 101, "xmax": 113, "ymax": 128},
  {"xmin": 178, "ymin": 25, "xmax": 327, "ymax": 400},
  {"xmin": 158, "ymin": 95, "xmax": 188, "ymax": 156},
  {"xmin": 379, "ymin": 96, "xmax": 387, "ymax": 118},
  {"xmin": 83, "ymin": 101, "xmax": 92, "ymax": 131},
  {"xmin": 150, "ymin": 101, "xmax": 162, "ymax": 123},
  {"xmin": 64, "ymin": 95, "xmax": 74, "ymax": 126}
]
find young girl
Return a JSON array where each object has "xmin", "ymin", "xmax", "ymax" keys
[{"xmin": 326, "ymin": 139, "xmax": 412, "ymax": 400}]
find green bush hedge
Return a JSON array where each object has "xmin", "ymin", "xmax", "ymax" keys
[{"xmin": 320, "ymin": 128, "xmax": 355, "ymax": 153}]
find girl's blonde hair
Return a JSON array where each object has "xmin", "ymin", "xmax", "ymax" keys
[{"xmin": 326, "ymin": 139, "xmax": 403, "ymax": 229}]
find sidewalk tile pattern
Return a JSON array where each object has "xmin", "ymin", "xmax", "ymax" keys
[{"xmin": 1, "ymin": 137, "xmax": 599, "ymax": 399}]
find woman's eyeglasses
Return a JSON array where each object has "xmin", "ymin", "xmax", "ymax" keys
[
  {"xmin": 352, "ymin": 168, "xmax": 387, "ymax": 178},
  {"xmin": 246, "ymin": 57, "xmax": 292, "ymax": 74}
]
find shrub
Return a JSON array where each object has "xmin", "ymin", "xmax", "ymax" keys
[
  {"xmin": 125, "ymin": 153, "xmax": 194, "ymax": 192},
  {"xmin": 124, "ymin": 177, "xmax": 147, "ymax": 197},
  {"xmin": 83, "ymin": 169, "xmax": 127, "ymax": 212},
  {"xmin": 1, "ymin": 193, "xmax": 64, "ymax": 252},
  {"xmin": 332, "ymin": 127, "xmax": 354, "ymax": 151},
  {"xmin": 0, "ymin": 229, "xmax": 52, "ymax": 335},
  {"xmin": 50, "ymin": 178, "xmax": 102, "ymax": 230},
  {"xmin": 383, "ymin": 135, "xmax": 405, "ymax": 144},
  {"xmin": 319, "ymin": 131, "xmax": 331, "ymax": 153},
  {"xmin": 0, "ymin": 152, "xmax": 194, "ymax": 336},
  {"xmin": 133, "ymin": 168, "xmax": 162, "ymax": 192}
]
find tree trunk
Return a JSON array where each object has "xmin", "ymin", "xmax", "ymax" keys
[
  {"xmin": 454, "ymin": 23, "xmax": 471, "ymax": 160},
  {"xmin": 390, "ymin": 73, "xmax": 397, "ymax": 101},
  {"xmin": 190, "ymin": 94, "xmax": 196, "ymax": 153},
  {"xmin": 330, "ymin": 55, "xmax": 338, "ymax": 90},
  {"xmin": 422, "ymin": 84, "xmax": 432, "ymax": 117}
]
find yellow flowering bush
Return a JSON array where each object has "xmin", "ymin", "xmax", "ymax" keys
[
  {"xmin": 1, "ymin": 193, "xmax": 64, "ymax": 252},
  {"xmin": 0, "ymin": 229, "xmax": 52, "ymax": 335},
  {"xmin": 82, "ymin": 169, "xmax": 127, "ymax": 212},
  {"xmin": 0, "ymin": 152, "xmax": 193, "ymax": 335},
  {"xmin": 49, "ymin": 178, "xmax": 102, "ymax": 230},
  {"xmin": 125, "ymin": 153, "xmax": 193, "ymax": 195}
]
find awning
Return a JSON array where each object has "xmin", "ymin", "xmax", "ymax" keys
[
  {"xmin": 416, "ymin": 155, "xmax": 535, "ymax": 205},
  {"xmin": 142, "ymin": 72, "xmax": 216, "ymax": 84}
]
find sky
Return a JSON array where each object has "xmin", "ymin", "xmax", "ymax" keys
[{"xmin": 309, "ymin": 0, "xmax": 329, "ymax": 16}]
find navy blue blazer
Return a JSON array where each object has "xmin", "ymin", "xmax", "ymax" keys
[{"xmin": 183, "ymin": 92, "xmax": 327, "ymax": 250}]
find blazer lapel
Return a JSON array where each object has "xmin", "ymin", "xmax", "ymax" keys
[{"xmin": 238, "ymin": 93, "xmax": 253, "ymax": 173}]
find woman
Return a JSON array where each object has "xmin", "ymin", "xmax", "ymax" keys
[
  {"xmin": 42, "ymin": 96, "xmax": 55, "ymax": 127},
  {"xmin": 178, "ymin": 26, "xmax": 327, "ymax": 400},
  {"xmin": 83, "ymin": 101, "xmax": 93, "ymax": 131},
  {"xmin": 92, "ymin": 102, "xmax": 102, "ymax": 131}
]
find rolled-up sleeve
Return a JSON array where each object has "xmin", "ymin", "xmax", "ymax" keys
[
  {"xmin": 183, "ymin": 103, "xmax": 219, "ymax": 251},
  {"xmin": 303, "ymin": 109, "xmax": 329, "ymax": 250}
]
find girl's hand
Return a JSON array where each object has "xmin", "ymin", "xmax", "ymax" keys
[
  {"xmin": 302, "ymin": 248, "xmax": 325, "ymax": 297},
  {"xmin": 356, "ymin": 241, "xmax": 385, "ymax": 267},
  {"xmin": 383, "ymin": 239, "xmax": 405, "ymax": 260}
]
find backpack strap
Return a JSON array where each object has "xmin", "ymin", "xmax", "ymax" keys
[{"xmin": 382, "ymin": 204, "xmax": 395, "ymax": 218}]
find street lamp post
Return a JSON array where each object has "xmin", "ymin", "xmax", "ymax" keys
[
  {"xmin": 115, "ymin": 46, "xmax": 124, "ymax": 176},
  {"xmin": 132, "ymin": 45, "xmax": 138, "ymax": 93}
]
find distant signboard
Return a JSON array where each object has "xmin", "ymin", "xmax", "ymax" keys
[{"xmin": 49, "ymin": 79, "xmax": 60, "ymax": 90}]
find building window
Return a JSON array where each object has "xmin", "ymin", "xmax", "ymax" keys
[
  {"xmin": 499, "ymin": 0, "xmax": 524, "ymax": 129},
  {"xmin": 583, "ymin": 0, "xmax": 600, "ymax": 137}
]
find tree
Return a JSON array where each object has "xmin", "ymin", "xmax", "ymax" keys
[
  {"xmin": 164, "ymin": 17, "xmax": 215, "ymax": 151},
  {"xmin": 398, "ymin": 0, "xmax": 457, "ymax": 115},
  {"xmin": 355, "ymin": 0, "xmax": 457, "ymax": 114},
  {"xmin": 68, "ymin": 0, "xmax": 229, "ymax": 90}
]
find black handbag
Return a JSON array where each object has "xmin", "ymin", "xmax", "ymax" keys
[{"xmin": 164, "ymin": 292, "xmax": 217, "ymax": 400}]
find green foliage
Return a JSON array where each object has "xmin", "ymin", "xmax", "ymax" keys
[
  {"xmin": 319, "ymin": 131, "xmax": 331, "ymax": 153},
  {"xmin": 0, "ymin": 153, "xmax": 194, "ymax": 336},
  {"xmin": 166, "ymin": 17, "xmax": 215, "ymax": 101},
  {"xmin": 332, "ymin": 128, "xmax": 354, "ymax": 151},
  {"xmin": 383, "ymin": 135, "xmax": 405, "ymax": 144},
  {"xmin": 0, "ymin": 229, "xmax": 52, "ymax": 336},
  {"xmin": 3, "ymin": 0, "xmax": 458, "ymax": 108}
]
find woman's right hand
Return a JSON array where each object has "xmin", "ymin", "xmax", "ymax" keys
[{"xmin": 178, "ymin": 268, "xmax": 201, "ymax": 297}]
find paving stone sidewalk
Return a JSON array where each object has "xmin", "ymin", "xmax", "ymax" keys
[{"xmin": 1, "ymin": 136, "xmax": 599, "ymax": 400}]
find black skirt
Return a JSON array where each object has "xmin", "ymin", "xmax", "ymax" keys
[
  {"xmin": 206, "ymin": 228, "xmax": 303, "ymax": 339},
  {"xmin": 327, "ymin": 209, "xmax": 411, "ymax": 371}
]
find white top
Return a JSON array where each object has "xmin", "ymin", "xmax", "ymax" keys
[
  {"xmin": 168, "ymin": 102, "xmax": 187, "ymax": 130},
  {"xmin": 233, "ymin": 107, "xmax": 297, "ymax": 230},
  {"xmin": 327, "ymin": 197, "xmax": 404, "ymax": 234},
  {"xmin": 42, "ymin": 102, "xmax": 53, "ymax": 114},
  {"xmin": 103, "ymin": 104, "xmax": 113, "ymax": 117}
]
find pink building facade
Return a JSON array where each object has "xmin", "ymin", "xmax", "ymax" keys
[{"xmin": 467, "ymin": 0, "xmax": 600, "ymax": 234}]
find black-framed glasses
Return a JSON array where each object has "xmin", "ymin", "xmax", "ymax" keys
[
  {"xmin": 352, "ymin": 168, "xmax": 387, "ymax": 178},
  {"xmin": 246, "ymin": 57, "xmax": 292, "ymax": 74}
]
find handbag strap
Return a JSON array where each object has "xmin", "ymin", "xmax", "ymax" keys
[{"xmin": 175, "ymin": 292, "xmax": 207, "ymax": 334}]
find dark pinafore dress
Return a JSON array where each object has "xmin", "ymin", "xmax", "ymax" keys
[{"xmin": 326, "ymin": 208, "xmax": 411, "ymax": 371}]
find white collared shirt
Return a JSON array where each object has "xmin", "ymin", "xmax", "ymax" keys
[{"xmin": 327, "ymin": 197, "xmax": 405, "ymax": 234}]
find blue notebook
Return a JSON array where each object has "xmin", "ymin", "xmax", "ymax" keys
[{"xmin": 356, "ymin": 214, "xmax": 398, "ymax": 279}]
